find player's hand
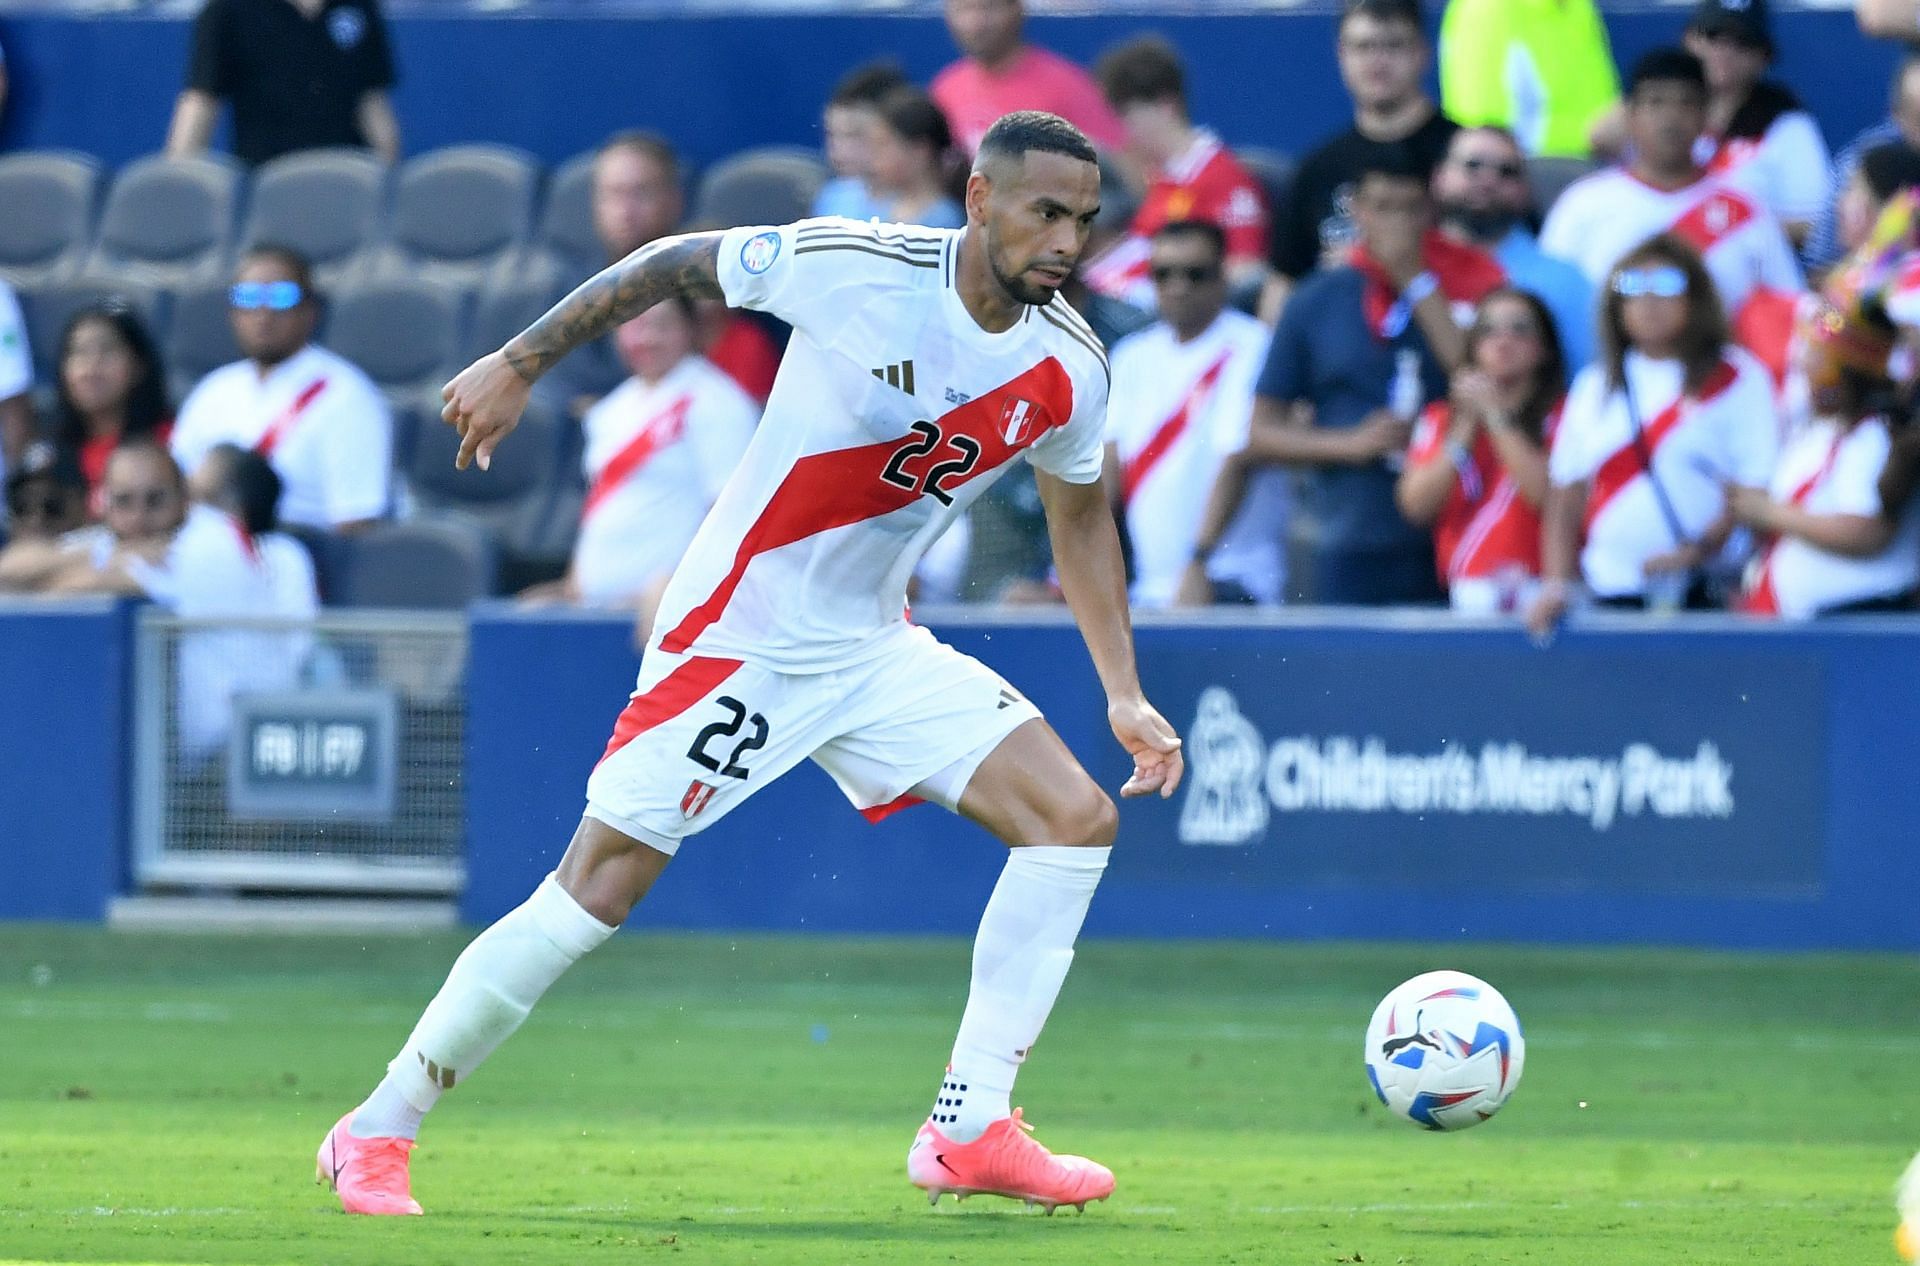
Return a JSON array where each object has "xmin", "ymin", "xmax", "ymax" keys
[
  {"xmin": 1109, "ymin": 696, "xmax": 1183, "ymax": 800},
  {"xmin": 441, "ymin": 350, "xmax": 532, "ymax": 471}
]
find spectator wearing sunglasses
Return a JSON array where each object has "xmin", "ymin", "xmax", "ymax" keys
[
  {"xmin": 1099, "ymin": 221, "xmax": 1285, "ymax": 608},
  {"xmin": 51, "ymin": 303, "xmax": 171, "ymax": 501},
  {"xmin": 0, "ymin": 443, "xmax": 87, "ymax": 554},
  {"xmin": 1682, "ymin": 0, "xmax": 1829, "ymax": 251},
  {"xmin": 0, "ymin": 442, "xmax": 186, "ymax": 594},
  {"xmin": 169, "ymin": 245, "xmax": 391, "ymax": 533},
  {"xmin": 1541, "ymin": 48, "xmax": 1802, "ymax": 321},
  {"xmin": 1397, "ymin": 288, "xmax": 1564, "ymax": 613},
  {"xmin": 1528, "ymin": 236, "xmax": 1778, "ymax": 635},
  {"xmin": 1432, "ymin": 125, "xmax": 1594, "ymax": 370}
]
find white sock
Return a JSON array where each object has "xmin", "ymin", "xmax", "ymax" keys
[
  {"xmin": 349, "ymin": 873, "xmax": 615, "ymax": 1140},
  {"xmin": 934, "ymin": 845, "xmax": 1109, "ymax": 1143}
]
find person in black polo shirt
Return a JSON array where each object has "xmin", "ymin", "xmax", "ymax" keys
[{"xmin": 165, "ymin": 0, "xmax": 400, "ymax": 167}]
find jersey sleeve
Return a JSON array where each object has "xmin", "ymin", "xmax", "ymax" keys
[
  {"xmin": 184, "ymin": 0, "xmax": 237, "ymax": 95},
  {"xmin": 716, "ymin": 217, "xmax": 911, "ymax": 338},
  {"xmin": 1025, "ymin": 360, "xmax": 1108, "ymax": 485},
  {"xmin": 1548, "ymin": 366, "xmax": 1607, "ymax": 486}
]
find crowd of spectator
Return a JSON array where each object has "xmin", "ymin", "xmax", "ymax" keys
[{"xmin": 4, "ymin": 0, "xmax": 1920, "ymax": 627}]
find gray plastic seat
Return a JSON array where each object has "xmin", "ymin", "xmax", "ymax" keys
[
  {"xmin": 1235, "ymin": 146, "xmax": 1297, "ymax": 220},
  {"xmin": 463, "ymin": 271, "xmax": 562, "ymax": 364},
  {"xmin": 692, "ymin": 147, "xmax": 827, "ymax": 230},
  {"xmin": 1528, "ymin": 156, "xmax": 1600, "ymax": 218},
  {"xmin": 371, "ymin": 145, "xmax": 539, "ymax": 289},
  {"xmin": 22, "ymin": 278, "xmax": 168, "ymax": 385},
  {"xmin": 163, "ymin": 278, "xmax": 245, "ymax": 397},
  {"xmin": 83, "ymin": 153, "xmax": 242, "ymax": 289},
  {"xmin": 534, "ymin": 149, "xmax": 601, "ymax": 273},
  {"xmin": 240, "ymin": 148, "xmax": 388, "ymax": 287},
  {"xmin": 0, "ymin": 151, "xmax": 102, "ymax": 288},
  {"xmin": 324, "ymin": 276, "xmax": 466, "ymax": 397},
  {"xmin": 332, "ymin": 516, "xmax": 498, "ymax": 609},
  {"xmin": 407, "ymin": 395, "xmax": 576, "ymax": 577}
]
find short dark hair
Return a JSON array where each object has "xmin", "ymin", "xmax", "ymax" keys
[
  {"xmin": 239, "ymin": 242, "xmax": 314, "ymax": 295},
  {"xmin": 596, "ymin": 130, "xmax": 681, "ymax": 186},
  {"xmin": 975, "ymin": 111, "xmax": 1098, "ymax": 170},
  {"xmin": 1339, "ymin": 0, "xmax": 1423, "ymax": 34},
  {"xmin": 204, "ymin": 443, "xmax": 284, "ymax": 536},
  {"xmin": 829, "ymin": 61, "xmax": 909, "ymax": 110},
  {"xmin": 1626, "ymin": 47, "xmax": 1708, "ymax": 99},
  {"xmin": 1096, "ymin": 36, "xmax": 1186, "ymax": 112},
  {"xmin": 877, "ymin": 86, "xmax": 953, "ymax": 156},
  {"xmin": 1602, "ymin": 233, "xmax": 1728, "ymax": 393},
  {"xmin": 1151, "ymin": 218, "xmax": 1226, "ymax": 263},
  {"xmin": 1858, "ymin": 143, "xmax": 1920, "ymax": 204},
  {"xmin": 1356, "ymin": 142, "xmax": 1432, "ymax": 190}
]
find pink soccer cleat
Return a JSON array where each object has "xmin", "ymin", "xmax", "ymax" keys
[
  {"xmin": 907, "ymin": 1108, "xmax": 1114, "ymax": 1213},
  {"xmin": 315, "ymin": 1111, "xmax": 423, "ymax": 1215}
]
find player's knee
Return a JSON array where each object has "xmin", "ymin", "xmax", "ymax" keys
[
  {"xmin": 557, "ymin": 816, "xmax": 672, "ymax": 926},
  {"xmin": 1040, "ymin": 780, "xmax": 1117, "ymax": 847}
]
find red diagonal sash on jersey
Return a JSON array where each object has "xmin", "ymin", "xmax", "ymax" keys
[
  {"xmin": 1583, "ymin": 361, "xmax": 1739, "ymax": 534},
  {"xmin": 597, "ymin": 653, "xmax": 743, "ymax": 765},
  {"xmin": 581, "ymin": 394, "xmax": 692, "ymax": 522},
  {"xmin": 1120, "ymin": 349, "xmax": 1231, "ymax": 506},
  {"xmin": 659, "ymin": 358, "xmax": 1075, "ymax": 654},
  {"xmin": 254, "ymin": 378, "xmax": 329, "ymax": 458},
  {"xmin": 1669, "ymin": 191, "xmax": 1756, "ymax": 256},
  {"xmin": 1740, "ymin": 432, "xmax": 1846, "ymax": 616}
]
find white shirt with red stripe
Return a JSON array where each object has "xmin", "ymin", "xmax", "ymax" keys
[
  {"xmin": 1549, "ymin": 348, "xmax": 1779, "ymax": 599},
  {"xmin": 572, "ymin": 355, "xmax": 758, "ymax": 607},
  {"xmin": 1697, "ymin": 112, "xmax": 1832, "ymax": 231},
  {"xmin": 171, "ymin": 344, "xmax": 393, "ymax": 529},
  {"xmin": 1747, "ymin": 416, "xmax": 1919, "ymax": 617},
  {"xmin": 658, "ymin": 218, "xmax": 1109, "ymax": 673},
  {"xmin": 1539, "ymin": 168, "xmax": 1804, "ymax": 315},
  {"xmin": 1082, "ymin": 129, "xmax": 1269, "ymax": 309},
  {"xmin": 1107, "ymin": 310, "xmax": 1283, "ymax": 605}
]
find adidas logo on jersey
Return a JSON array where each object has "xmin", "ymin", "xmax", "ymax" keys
[{"xmin": 872, "ymin": 360, "xmax": 916, "ymax": 395}]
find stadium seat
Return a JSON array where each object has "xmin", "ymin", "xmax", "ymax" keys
[
  {"xmin": 331, "ymin": 516, "xmax": 498, "ymax": 609},
  {"xmin": 371, "ymin": 145, "xmax": 540, "ymax": 290},
  {"xmin": 83, "ymin": 153, "xmax": 242, "ymax": 290},
  {"xmin": 533, "ymin": 149, "xmax": 602, "ymax": 273},
  {"xmin": 162, "ymin": 278, "xmax": 244, "ymax": 398},
  {"xmin": 0, "ymin": 151, "xmax": 102, "ymax": 288},
  {"xmin": 324, "ymin": 276, "xmax": 466, "ymax": 398},
  {"xmin": 406, "ymin": 394, "xmax": 577, "ymax": 584},
  {"xmin": 1235, "ymin": 146, "xmax": 1297, "ymax": 220},
  {"xmin": 1528, "ymin": 156, "xmax": 1599, "ymax": 218},
  {"xmin": 21, "ymin": 277, "xmax": 168, "ymax": 387},
  {"xmin": 240, "ymin": 148, "xmax": 389, "ymax": 287},
  {"xmin": 463, "ymin": 271, "xmax": 563, "ymax": 365},
  {"xmin": 692, "ymin": 147, "xmax": 827, "ymax": 230}
]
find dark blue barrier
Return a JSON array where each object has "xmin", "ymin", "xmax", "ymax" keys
[
  {"xmin": 0, "ymin": 7, "xmax": 1896, "ymax": 173},
  {"xmin": 0, "ymin": 598, "xmax": 132, "ymax": 921},
  {"xmin": 464, "ymin": 607, "xmax": 1920, "ymax": 951}
]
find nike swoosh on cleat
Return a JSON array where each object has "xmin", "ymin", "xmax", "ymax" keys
[
  {"xmin": 935, "ymin": 1154, "xmax": 959, "ymax": 1176},
  {"xmin": 330, "ymin": 1139, "xmax": 344, "ymax": 1185}
]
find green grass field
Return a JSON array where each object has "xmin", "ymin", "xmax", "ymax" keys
[{"xmin": 2, "ymin": 926, "xmax": 1915, "ymax": 1266}]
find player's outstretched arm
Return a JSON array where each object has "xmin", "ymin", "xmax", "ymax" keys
[
  {"xmin": 1036, "ymin": 469, "xmax": 1184, "ymax": 800},
  {"xmin": 441, "ymin": 232, "xmax": 725, "ymax": 470}
]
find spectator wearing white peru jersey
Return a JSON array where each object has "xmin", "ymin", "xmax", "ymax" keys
[
  {"xmin": 1528, "ymin": 236, "xmax": 1778, "ymax": 636},
  {"xmin": 169, "ymin": 245, "xmax": 392, "ymax": 532},
  {"xmin": 1540, "ymin": 47, "xmax": 1802, "ymax": 321},
  {"xmin": 520, "ymin": 296, "xmax": 758, "ymax": 639},
  {"xmin": 1105, "ymin": 220, "xmax": 1284, "ymax": 608},
  {"xmin": 1729, "ymin": 296, "xmax": 1919, "ymax": 617}
]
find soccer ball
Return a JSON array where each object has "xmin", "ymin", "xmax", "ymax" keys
[{"xmin": 1364, "ymin": 970, "xmax": 1525, "ymax": 1131}]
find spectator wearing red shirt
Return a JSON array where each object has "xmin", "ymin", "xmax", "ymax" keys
[
  {"xmin": 1081, "ymin": 36, "xmax": 1269, "ymax": 308},
  {"xmin": 51, "ymin": 303, "xmax": 173, "ymax": 501},
  {"xmin": 931, "ymin": 0, "xmax": 1126, "ymax": 157},
  {"xmin": 1397, "ymin": 288, "xmax": 1564, "ymax": 613}
]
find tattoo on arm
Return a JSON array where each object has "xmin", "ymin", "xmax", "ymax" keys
[{"xmin": 503, "ymin": 232, "xmax": 726, "ymax": 382}]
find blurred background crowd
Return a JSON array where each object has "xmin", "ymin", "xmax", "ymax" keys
[{"xmin": 4, "ymin": 0, "xmax": 1920, "ymax": 637}]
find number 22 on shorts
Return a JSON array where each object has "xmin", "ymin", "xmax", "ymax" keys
[{"xmin": 686, "ymin": 696, "xmax": 769, "ymax": 780}]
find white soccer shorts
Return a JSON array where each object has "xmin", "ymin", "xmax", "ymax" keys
[{"xmin": 584, "ymin": 626, "xmax": 1042, "ymax": 853}]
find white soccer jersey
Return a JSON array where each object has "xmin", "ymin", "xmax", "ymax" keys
[
  {"xmin": 651, "ymin": 218, "xmax": 1108, "ymax": 672},
  {"xmin": 1550, "ymin": 348, "xmax": 1778, "ymax": 598},
  {"xmin": 1539, "ymin": 169, "xmax": 1803, "ymax": 315},
  {"xmin": 1698, "ymin": 111, "xmax": 1833, "ymax": 231},
  {"xmin": 1107, "ymin": 310, "xmax": 1285, "ymax": 605},
  {"xmin": 1760, "ymin": 417, "xmax": 1919, "ymax": 617},
  {"xmin": 171, "ymin": 343, "xmax": 393, "ymax": 529},
  {"xmin": 573, "ymin": 355, "xmax": 758, "ymax": 607}
]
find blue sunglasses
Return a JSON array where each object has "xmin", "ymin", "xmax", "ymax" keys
[
  {"xmin": 1611, "ymin": 266, "xmax": 1688, "ymax": 299},
  {"xmin": 229, "ymin": 281, "xmax": 305, "ymax": 311}
]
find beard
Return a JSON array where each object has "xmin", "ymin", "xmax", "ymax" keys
[
  {"xmin": 986, "ymin": 231, "xmax": 1067, "ymax": 307},
  {"xmin": 1438, "ymin": 201, "xmax": 1519, "ymax": 243}
]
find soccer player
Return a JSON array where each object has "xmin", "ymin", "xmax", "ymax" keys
[{"xmin": 316, "ymin": 111, "xmax": 1184, "ymax": 1217}]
